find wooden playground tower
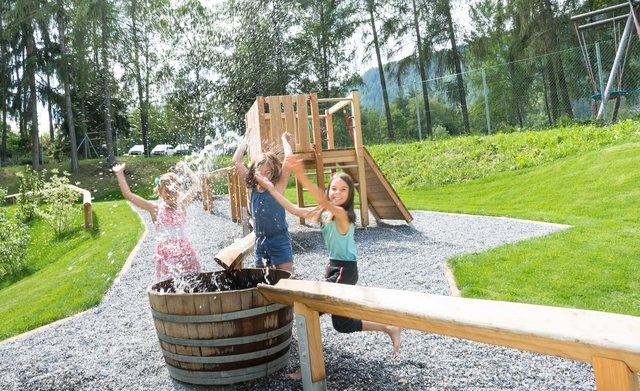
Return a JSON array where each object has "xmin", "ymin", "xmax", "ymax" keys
[{"xmin": 226, "ymin": 90, "xmax": 412, "ymax": 228}]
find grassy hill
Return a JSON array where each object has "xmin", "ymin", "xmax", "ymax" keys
[{"xmin": 397, "ymin": 143, "xmax": 640, "ymax": 316}]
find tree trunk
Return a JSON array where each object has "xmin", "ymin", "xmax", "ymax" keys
[
  {"xmin": 46, "ymin": 74, "xmax": 54, "ymax": 141},
  {"xmin": 412, "ymin": 0, "xmax": 432, "ymax": 137},
  {"xmin": 0, "ymin": 11, "xmax": 6, "ymax": 164},
  {"xmin": 542, "ymin": 0, "xmax": 572, "ymax": 119},
  {"xmin": 26, "ymin": 31, "xmax": 40, "ymax": 169},
  {"xmin": 320, "ymin": 1, "xmax": 329, "ymax": 95},
  {"xmin": 17, "ymin": 55, "xmax": 26, "ymax": 141},
  {"xmin": 368, "ymin": 0, "xmax": 394, "ymax": 140},
  {"xmin": 507, "ymin": 56, "xmax": 523, "ymax": 128},
  {"xmin": 57, "ymin": 0, "xmax": 79, "ymax": 172},
  {"xmin": 541, "ymin": 61, "xmax": 552, "ymax": 125},
  {"xmin": 443, "ymin": 0, "xmax": 469, "ymax": 134},
  {"xmin": 130, "ymin": 0, "xmax": 149, "ymax": 157},
  {"xmin": 545, "ymin": 58, "xmax": 559, "ymax": 122},
  {"xmin": 101, "ymin": 3, "xmax": 115, "ymax": 166}
]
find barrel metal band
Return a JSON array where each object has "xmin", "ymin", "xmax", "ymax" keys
[
  {"xmin": 161, "ymin": 337, "xmax": 291, "ymax": 363},
  {"xmin": 164, "ymin": 351, "xmax": 289, "ymax": 385},
  {"xmin": 150, "ymin": 303, "xmax": 288, "ymax": 323},
  {"xmin": 156, "ymin": 321, "xmax": 292, "ymax": 346}
]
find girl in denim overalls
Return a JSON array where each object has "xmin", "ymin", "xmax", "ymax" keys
[{"xmin": 232, "ymin": 130, "xmax": 294, "ymax": 274}]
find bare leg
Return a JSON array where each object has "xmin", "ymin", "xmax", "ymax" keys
[
  {"xmin": 276, "ymin": 261, "xmax": 294, "ymax": 274},
  {"xmin": 362, "ymin": 321, "xmax": 401, "ymax": 353},
  {"xmin": 286, "ymin": 368, "xmax": 302, "ymax": 380}
]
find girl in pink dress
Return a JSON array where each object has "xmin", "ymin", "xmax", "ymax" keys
[{"xmin": 113, "ymin": 161, "xmax": 202, "ymax": 282}]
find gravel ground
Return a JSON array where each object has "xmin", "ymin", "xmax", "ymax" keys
[{"xmin": 0, "ymin": 197, "xmax": 596, "ymax": 391}]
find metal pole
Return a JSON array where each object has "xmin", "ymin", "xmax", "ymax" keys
[
  {"xmin": 414, "ymin": 80, "xmax": 423, "ymax": 141},
  {"xmin": 595, "ymin": 42, "xmax": 606, "ymax": 120},
  {"xmin": 482, "ymin": 68, "xmax": 492, "ymax": 134},
  {"xmin": 597, "ymin": 14, "xmax": 634, "ymax": 119}
]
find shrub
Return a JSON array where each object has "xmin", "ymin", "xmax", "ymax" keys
[
  {"xmin": 37, "ymin": 169, "xmax": 81, "ymax": 236},
  {"xmin": 0, "ymin": 188, "xmax": 31, "ymax": 279},
  {"xmin": 15, "ymin": 167, "xmax": 45, "ymax": 222}
]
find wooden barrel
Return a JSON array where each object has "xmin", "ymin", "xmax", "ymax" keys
[{"xmin": 147, "ymin": 269, "xmax": 293, "ymax": 386}]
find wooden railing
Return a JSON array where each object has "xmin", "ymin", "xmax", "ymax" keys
[
  {"xmin": 257, "ymin": 279, "xmax": 640, "ymax": 391},
  {"xmin": 5, "ymin": 185, "xmax": 93, "ymax": 231}
]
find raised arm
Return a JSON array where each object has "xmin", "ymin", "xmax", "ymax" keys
[
  {"xmin": 285, "ymin": 156, "xmax": 349, "ymax": 228},
  {"xmin": 275, "ymin": 131, "xmax": 294, "ymax": 193},
  {"xmin": 254, "ymin": 171, "xmax": 315, "ymax": 219},
  {"xmin": 232, "ymin": 129, "xmax": 250, "ymax": 182},
  {"xmin": 174, "ymin": 161, "xmax": 199, "ymax": 207},
  {"xmin": 112, "ymin": 163, "xmax": 158, "ymax": 216}
]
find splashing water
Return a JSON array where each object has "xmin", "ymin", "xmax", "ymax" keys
[{"xmin": 150, "ymin": 269, "xmax": 290, "ymax": 294}]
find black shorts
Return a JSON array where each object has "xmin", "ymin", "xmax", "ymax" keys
[{"xmin": 324, "ymin": 259, "xmax": 362, "ymax": 333}]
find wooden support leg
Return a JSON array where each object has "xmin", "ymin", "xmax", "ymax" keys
[
  {"xmin": 294, "ymin": 302, "xmax": 326, "ymax": 391},
  {"xmin": 592, "ymin": 356, "xmax": 639, "ymax": 391}
]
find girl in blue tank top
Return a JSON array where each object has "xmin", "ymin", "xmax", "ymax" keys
[
  {"xmin": 255, "ymin": 155, "xmax": 401, "ymax": 380},
  {"xmin": 232, "ymin": 129, "xmax": 294, "ymax": 273}
]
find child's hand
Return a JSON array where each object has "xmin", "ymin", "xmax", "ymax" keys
[
  {"xmin": 284, "ymin": 155, "xmax": 303, "ymax": 174},
  {"xmin": 254, "ymin": 172, "xmax": 275, "ymax": 191},
  {"xmin": 282, "ymin": 131, "xmax": 292, "ymax": 144},
  {"xmin": 174, "ymin": 161, "xmax": 186, "ymax": 171},
  {"xmin": 112, "ymin": 163, "xmax": 126, "ymax": 174}
]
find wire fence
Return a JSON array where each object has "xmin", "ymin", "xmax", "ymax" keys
[{"xmin": 375, "ymin": 38, "xmax": 640, "ymax": 143}]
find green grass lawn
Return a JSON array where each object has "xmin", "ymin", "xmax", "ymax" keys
[
  {"xmin": 0, "ymin": 200, "xmax": 144, "ymax": 340},
  {"xmin": 398, "ymin": 143, "xmax": 640, "ymax": 316}
]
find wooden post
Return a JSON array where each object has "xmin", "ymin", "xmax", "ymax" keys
[
  {"xmin": 268, "ymin": 96, "xmax": 282, "ymax": 147},
  {"xmin": 296, "ymin": 179, "xmax": 305, "ymax": 225},
  {"xmin": 324, "ymin": 109, "xmax": 334, "ymax": 149},
  {"xmin": 294, "ymin": 301, "xmax": 327, "ymax": 391},
  {"xmin": 228, "ymin": 171, "xmax": 238, "ymax": 223},
  {"xmin": 350, "ymin": 90, "xmax": 369, "ymax": 227},
  {"xmin": 202, "ymin": 175, "xmax": 212, "ymax": 212},
  {"xmin": 593, "ymin": 356, "xmax": 639, "ymax": 391},
  {"xmin": 309, "ymin": 93, "xmax": 325, "ymax": 191},
  {"xmin": 296, "ymin": 94, "xmax": 311, "ymax": 151},
  {"xmin": 83, "ymin": 202, "xmax": 92, "ymax": 231}
]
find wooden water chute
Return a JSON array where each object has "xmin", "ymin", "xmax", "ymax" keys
[{"xmin": 230, "ymin": 90, "xmax": 412, "ymax": 228}]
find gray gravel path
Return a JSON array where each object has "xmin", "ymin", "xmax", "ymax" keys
[{"xmin": 0, "ymin": 197, "xmax": 595, "ymax": 390}]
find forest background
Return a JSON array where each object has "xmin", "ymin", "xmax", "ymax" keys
[{"xmin": 0, "ymin": 0, "xmax": 638, "ymax": 171}]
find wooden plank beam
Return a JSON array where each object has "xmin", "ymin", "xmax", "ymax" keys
[
  {"xmin": 296, "ymin": 95, "xmax": 311, "ymax": 151},
  {"xmin": 213, "ymin": 232, "xmax": 255, "ymax": 270},
  {"xmin": 257, "ymin": 279, "xmax": 640, "ymax": 373},
  {"xmin": 593, "ymin": 356, "xmax": 639, "ymax": 391}
]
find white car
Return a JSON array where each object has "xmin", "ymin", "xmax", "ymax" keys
[
  {"xmin": 126, "ymin": 145, "xmax": 144, "ymax": 156},
  {"xmin": 172, "ymin": 143, "xmax": 192, "ymax": 156},
  {"xmin": 151, "ymin": 144, "xmax": 174, "ymax": 156}
]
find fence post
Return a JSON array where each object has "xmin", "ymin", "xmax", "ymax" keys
[
  {"xmin": 482, "ymin": 68, "xmax": 492, "ymax": 134},
  {"xmin": 414, "ymin": 79, "xmax": 423, "ymax": 141},
  {"xmin": 595, "ymin": 41, "xmax": 606, "ymax": 120}
]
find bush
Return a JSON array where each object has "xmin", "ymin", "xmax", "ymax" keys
[
  {"xmin": 0, "ymin": 188, "xmax": 30, "ymax": 279},
  {"xmin": 37, "ymin": 169, "xmax": 81, "ymax": 236},
  {"xmin": 15, "ymin": 167, "xmax": 45, "ymax": 222}
]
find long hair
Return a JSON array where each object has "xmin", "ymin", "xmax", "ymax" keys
[
  {"xmin": 154, "ymin": 172, "xmax": 180, "ymax": 199},
  {"xmin": 326, "ymin": 172, "xmax": 356, "ymax": 224},
  {"xmin": 246, "ymin": 152, "xmax": 282, "ymax": 189}
]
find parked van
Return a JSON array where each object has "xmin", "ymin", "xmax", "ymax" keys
[
  {"xmin": 172, "ymin": 143, "xmax": 192, "ymax": 156},
  {"xmin": 151, "ymin": 144, "xmax": 174, "ymax": 156},
  {"xmin": 125, "ymin": 145, "xmax": 144, "ymax": 156}
]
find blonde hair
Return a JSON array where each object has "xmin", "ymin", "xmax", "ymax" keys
[
  {"xmin": 154, "ymin": 172, "xmax": 180, "ymax": 198},
  {"xmin": 246, "ymin": 151, "xmax": 282, "ymax": 188}
]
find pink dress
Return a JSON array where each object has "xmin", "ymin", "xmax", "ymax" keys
[{"xmin": 154, "ymin": 204, "xmax": 201, "ymax": 281}]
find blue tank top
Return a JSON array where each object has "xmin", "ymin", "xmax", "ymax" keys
[
  {"xmin": 250, "ymin": 189, "xmax": 288, "ymax": 237},
  {"xmin": 320, "ymin": 211, "xmax": 356, "ymax": 261}
]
